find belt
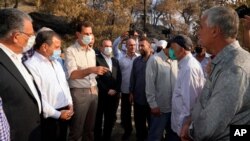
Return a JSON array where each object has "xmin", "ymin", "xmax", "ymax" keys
[
  {"xmin": 71, "ymin": 86, "xmax": 98, "ymax": 95},
  {"xmin": 56, "ymin": 105, "xmax": 69, "ymax": 111}
]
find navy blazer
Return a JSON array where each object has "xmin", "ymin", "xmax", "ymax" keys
[{"xmin": 0, "ymin": 48, "xmax": 42, "ymax": 141}]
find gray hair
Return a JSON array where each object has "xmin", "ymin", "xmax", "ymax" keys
[
  {"xmin": 37, "ymin": 27, "xmax": 53, "ymax": 33},
  {"xmin": 0, "ymin": 8, "xmax": 32, "ymax": 39},
  {"xmin": 202, "ymin": 6, "xmax": 239, "ymax": 38}
]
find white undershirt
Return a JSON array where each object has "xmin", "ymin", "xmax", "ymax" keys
[{"xmin": 101, "ymin": 53, "xmax": 112, "ymax": 72}]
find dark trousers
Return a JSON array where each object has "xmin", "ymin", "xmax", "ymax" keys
[
  {"xmin": 121, "ymin": 93, "xmax": 132, "ymax": 135},
  {"xmin": 133, "ymin": 102, "xmax": 151, "ymax": 141},
  {"xmin": 164, "ymin": 115, "xmax": 181, "ymax": 141},
  {"xmin": 164, "ymin": 131, "xmax": 181, "ymax": 141},
  {"xmin": 42, "ymin": 116, "xmax": 69, "ymax": 141},
  {"xmin": 94, "ymin": 92, "xmax": 120, "ymax": 141}
]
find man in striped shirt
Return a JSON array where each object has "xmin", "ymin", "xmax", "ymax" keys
[{"xmin": 0, "ymin": 97, "xmax": 10, "ymax": 141}]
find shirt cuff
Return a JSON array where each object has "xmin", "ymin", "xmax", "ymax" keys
[
  {"xmin": 50, "ymin": 110, "xmax": 61, "ymax": 119},
  {"xmin": 149, "ymin": 101, "xmax": 158, "ymax": 109}
]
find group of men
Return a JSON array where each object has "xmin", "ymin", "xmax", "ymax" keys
[{"xmin": 1, "ymin": 5, "xmax": 250, "ymax": 141}]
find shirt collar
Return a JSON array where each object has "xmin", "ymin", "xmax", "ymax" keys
[
  {"xmin": 0, "ymin": 43, "xmax": 23, "ymax": 63},
  {"xmin": 34, "ymin": 51, "xmax": 50, "ymax": 62},
  {"xmin": 125, "ymin": 52, "xmax": 139, "ymax": 59},
  {"xmin": 178, "ymin": 52, "xmax": 192, "ymax": 69},
  {"xmin": 212, "ymin": 41, "xmax": 240, "ymax": 65},
  {"xmin": 156, "ymin": 50, "xmax": 167, "ymax": 61},
  {"xmin": 75, "ymin": 41, "xmax": 91, "ymax": 51},
  {"xmin": 101, "ymin": 52, "xmax": 111, "ymax": 60}
]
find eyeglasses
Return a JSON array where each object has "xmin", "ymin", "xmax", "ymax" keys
[{"xmin": 19, "ymin": 31, "xmax": 34, "ymax": 38}]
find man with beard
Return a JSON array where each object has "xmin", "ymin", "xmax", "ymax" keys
[
  {"xmin": 65, "ymin": 21, "xmax": 109, "ymax": 141},
  {"xmin": 129, "ymin": 37, "xmax": 152, "ymax": 141}
]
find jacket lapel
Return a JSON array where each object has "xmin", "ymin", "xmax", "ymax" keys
[
  {"xmin": 0, "ymin": 49, "xmax": 36, "ymax": 100},
  {"xmin": 98, "ymin": 54, "xmax": 110, "ymax": 68},
  {"xmin": 111, "ymin": 58, "xmax": 117, "ymax": 76}
]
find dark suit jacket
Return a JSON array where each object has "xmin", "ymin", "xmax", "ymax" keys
[
  {"xmin": 96, "ymin": 54, "xmax": 122, "ymax": 95},
  {"xmin": 0, "ymin": 48, "xmax": 42, "ymax": 141}
]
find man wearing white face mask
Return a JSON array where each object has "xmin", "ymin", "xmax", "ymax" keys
[
  {"xmin": 22, "ymin": 26, "xmax": 67, "ymax": 68},
  {"xmin": 22, "ymin": 27, "xmax": 53, "ymax": 62},
  {"xmin": 65, "ymin": 21, "xmax": 109, "ymax": 141},
  {"xmin": 94, "ymin": 39, "xmax": 122, "ymax": 141},
  {"xmin": 24, "ymin": 30, "xmax": 74, "ymax": 141}
]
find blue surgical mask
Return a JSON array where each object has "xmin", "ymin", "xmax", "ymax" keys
[
  {"xmin": 168, "ymin": 48, "xmax": 177, "ymax": 60},
  {"xmin": 50, "ymin": 49, "xmax": 61, "ymax": 61},
  {"xmin": 81, "ymin": 35, "xmax": 92, "ymax": 45}
]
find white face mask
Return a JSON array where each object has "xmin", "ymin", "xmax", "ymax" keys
[
  {"xmin": 151, "ymin": 43, "xmax": 156, "ymax": 51},
  {"xmin": 23, "ymin": 35, "xmax": 35, "ymax": 53},
  {"xmin": 104, "ymin": 47, "xmax": 112, "ymax": 56},
  {"xmin": 81, "ymin": 35, "xmax": 92, "ymax": 45},
  {"xmin": 121, "ymin": 44, "xmax": 127, "ymax": 52}
]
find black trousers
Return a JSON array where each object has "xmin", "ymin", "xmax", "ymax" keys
[
  {"xmin": 120, "ymin": 93, "xmax": 132, "ymax": 135},
  {"xmin": 94, "ymin": 92, "xmax": 120, "ymax": 141},
  {"xmin": 42, "ymin": 117, "xmax": 69, "ymax": 141},
  {"xmin": 133, "ymin": 102, "xmax": 151, "ymax": 141}
]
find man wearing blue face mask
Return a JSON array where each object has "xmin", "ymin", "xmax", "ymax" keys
[
  {"xmin": 24, "ymin": 30, "xmax": 74, "ymax": 141},
  {"xmin": 65, "ymin": 21, "xmax": 109, "ymax": 141}
]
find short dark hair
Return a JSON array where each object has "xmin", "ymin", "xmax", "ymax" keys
[
  {"xmin": 139, "ymin": 36, "xmax": 151, "ymax": 43},
  {"xmin": 76, "ymin": 21, "xmax": 93, "ymax": 32},
  {"xmin": 102, "ymin": 38, "xmax": 112, "ymax": 46},
  {"xmin": 0, "ymin": 8, "xmax": 32, "ymax": 39},
  {"xmin": 166, "ymin": 39, "xmax": 172, "ymax": 48},
  {"xmin": 33, "ymin": 31, "xmax": 61, "ymax": 50}
]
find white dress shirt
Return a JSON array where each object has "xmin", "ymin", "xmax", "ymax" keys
[
  {"xmin": 171, "ymin": 53, "xmax": 205, "ymax": 135},
  {"xmin": 101, "ymin": 53, "xmax": 112, "ymax": 72},
  {"xmin": 65, "ymin": 41, "xmax": 97, "ymax": 88},
  {"xmin": 25, "ymin": 52, "xmax": 73, "ymax": 119},
  {"xmin": 0, "ymin": 44, "xmax": 42, "ymax": 113}
]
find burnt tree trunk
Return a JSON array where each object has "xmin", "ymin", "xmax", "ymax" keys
[{"xmin": 13, "ymin": 0, "xmax": 19, "ymax": 8}]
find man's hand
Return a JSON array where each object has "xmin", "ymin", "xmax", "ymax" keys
[
  {"xmin": 108, "ymin": 89, "xmax": 116, "ymax": 96},
  {"xmin": 92, "ymin": 66, "xmax": 109, "ymax": 75},
  {"xmin": 180, "ymin": 117, "xmax": 192, "ymax": 141},
  {"xmin": 60, "ymin": 110, "xmax": 74, "ymax": 121},
  {"xmin": 242, "ymin": 15, "xmax": 250, "ymax": 30},
  {"xmin": 121, "ymin": 31, "xmax": 129, "ymax": 40},
  {"xmin": 150, "ymin": 107, "xmax": 161, "ymax": 116}
]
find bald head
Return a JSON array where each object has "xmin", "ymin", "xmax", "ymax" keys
[{"xmin": 126, "ymin": 38, "xmax": 136, "ymax": 56}]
